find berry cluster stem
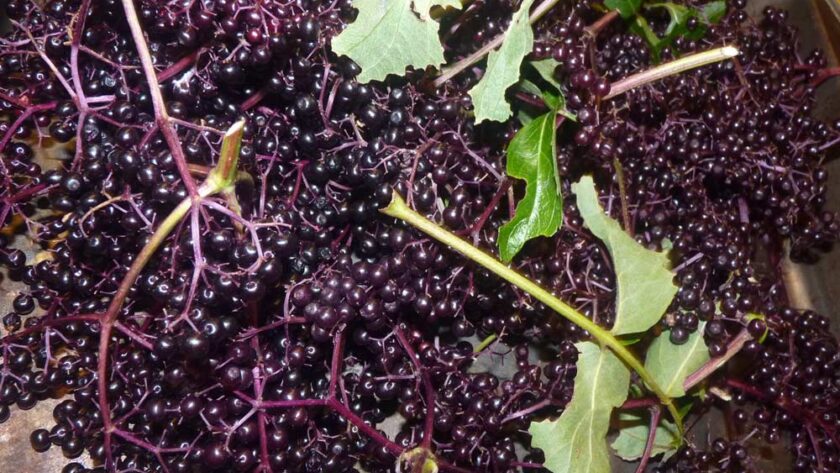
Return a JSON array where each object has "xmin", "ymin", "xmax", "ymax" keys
[
  {"xmin": 120, "ymin": 0, "xmax": 200, "ymax": 197},
  {"xmin": 381, "ymin": 192, "xmax": 684, "ymax": 436},
  {"xmin": 606, "ymin": 46, "xmax": 740, "ymax": 99},
  {"xmin": 97, "ymin": 121, "xmax": 245, "ymax": 469}
]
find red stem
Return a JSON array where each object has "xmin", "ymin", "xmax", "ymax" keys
[
  {"xmin": 501, "ymin": 398, "xmax": 553, "ymax": 424},
  {"xmin": 120, "ymin": 0, "xmax": 199, "ymax": 197},
  {"xmin": 812, "ymin": 67, "xmax": 840, "ymax": 88},
  {"xmin": 257, "ymin": 398, "xmax": 330, "ymax": 409},
  {"xmin": 157, "ymin": 49, "xmax": 201, "ymax": 82},
  {"xmin": 585, "ymin": 10, "xmax": 619, "ymax": 37},
  {"xmin": 0, "ymin": 101, "xmax": 57, "ymax": 154},
  {"xmin": 1, "ymin": 314, "xmax": 99, "ymax": 344},
  {"xmin": 246, "ymin": 302, "xmax": 272, "ymax": 472},
  {"xmin": 0, "ymin": 91, "xmax": 29, "ymax": 108},
  {"xmin": 621, "ymin": 397, "xmax": 658, "ymax": 410},
  {"xmin": 5, "ymin": 183, "xmax": 48, "ymax": 204},
  {"xmin": 634, "ymin": 406, "xmax": 660, "ymax": 473},
  {"xmin": 328, "ymin": 330, "xmax": 346, "ymax": 399},
  {"xmin": 514, "ymin": 92, "xmax": 549, "ymax": 110},
  {"xmin": 470, "ymin": 179, "xmax": 511, "ymax": 237},
  {"xmin": 97, "ymin": 198, "xmax": 192, "ymax": 469},
  {"xmin": 683, "ymin": 329, "xmax": 751, "ymax": 391},
  {"xmin": 327, "ymin": 398, "xmax": 402, "ymax": 456},
  {"xmin": 241, "ymin": 87, "xmax": 269, "ymax": 111},
  {"xmin": 394, "ymin": 325, "xmax": 436, "ymax": 449},
  {"xmin": 725, "ymin": 378, "xmax": 839, "ymax": 447},
  {"xmin": 113, "ymin": 322, "xmax": 154, "ymax": 351}
]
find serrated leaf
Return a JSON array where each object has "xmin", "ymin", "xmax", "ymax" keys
[
  {"xmin": 331, "ymin": 0, "xmax": 461, "ymax": 83},
  {"xmin": 498, "ymin": 110, "xmax": 561, "ymax": 262},
  {"xmin": 468, "ymin": 0, "xmax": 535, "ymax": 123},
  {"xmin": 612, "ymin": 412, "xmax": 679, "ymax": 461},
  {"xmin": 605, "ymin": 0, "xmax": 643, "ymax": 19},
  {"xmin": 571, "ymin": 176, "xmax": 678, "ymax": 335},
  {"xmin": 645, "ymin": 322, "xmax": 710, "ymax": 397},
  {"xmin": 530, "ymin": 342, "xmax": 630, "ymax": 473}
]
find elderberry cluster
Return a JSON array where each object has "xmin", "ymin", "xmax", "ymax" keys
[{"xmin": 0, "ymin": 0, "xmax": 839, "ymax": 472}]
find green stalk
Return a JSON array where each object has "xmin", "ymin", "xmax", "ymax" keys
[
  {"xmin": 605, "ymin": 46, "xmax": 739, "ymax": 100},
  {"xmin": 473, "ymin": 333, "xmax": 498, "ymax": 353},
  {"xmin": 97, "ymin": 119, "xmax": 246, "ymax": 468},
  {"xmin": 381, "ymin": 192, "xmax": 684, "ymax": 435}
]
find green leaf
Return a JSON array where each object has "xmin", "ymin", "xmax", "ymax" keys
[
  {"xmin": 630, "ymin": 16, "xmax": 662, "ymax": 58},
  {"xmin": 518, "ymin": 60, "xmax": 576, "ymax": 121},
  {"xmin": 498, "ymin": 110, "xmax": 562, "ymax": 262},
  {"xmin": 468, "ymin": 0, "xmax": 535, "ymax": 123},
  {"xmin": 620, "ymin": 1, "xmax": 726, "ymax": 60},
  {"xmin": 529, "ymin": 342, "xmax": 631, "ymax": 473},
  {"xmin": 515, "ymin": 108, "xmax": 540, "ymax": 126},
  {"xmin": 412, "ymin": 0, "xmax": 462, "ymax": 20},
  {"xmin": 571, "ymin": 176, "xmax": 678, "ymax": 335},
  {"xmin": 605, "ymin": 0, "xmax": 643, "ymax": 18},
  {"xmin": 650, "ymin": 3, "xmax": 692, "ymax": 37},
  {"xmin": 518, "ymin": 77, "xmax": 556, "ymax": 112},
  {"xmin": 519, "ymin": 78, "xmax": 545, "ymax": 98},
  {"xmin": 642, "ymin": 2, "xmax": 728, "ymax": 55},
  {"xmin": 527, "ymin": 59, "xmax": 577, "ymax": 121},
  {"xmin": 529, "ymin": 58, "xmax": 563, "ymax": 91},
  {"xmin": 644, "ymin": 322, "xmax": 710, "ymax": 397},
  {"xmin": 699, "ymin": 1, "xmax": 726, "ymax": 23},
  {"xmin": 331, "ymin": 0, "xmax": 461, "ymax": 83},
  {"xmin": 612, "ymin": 412, "xmax": 679, "ymax": 461}
]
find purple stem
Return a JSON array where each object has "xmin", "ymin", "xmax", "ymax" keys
[
  {"xmin": 635, "ymin": 406, "xmax": 660, "ymax": 473},
  {"xmin": 394, "ymin": 326, "xmax": 436, "ymax": 449}
]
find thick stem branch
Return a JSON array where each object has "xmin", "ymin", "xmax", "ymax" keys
[
  {"xmin": 97, "ymin": 121, "xmax": 245, "ymax": 469},
  {"xmin": 683, "ymin": 329, "xmax": 751, "ymax": 392},
  {"xmin": 606, "ymin": 46, "xmax": 740, "ymax": 100},
  {"xmin": 613, "ymin": 157, "xmax": 632, "ymax": 235},
  {"xmin": 585, "ymin": 10, "xmax": 619, "ymax": 37},
  {"xmin": 120, "ymin": 0, "xmax": 199, "ymax": 197},
  {"xmin": 381, "ymin": 192, "xmax": 683, "ymax": 435},
  {"xmin": 394, "ymin": 326, "xmax": 436, "ymax": 449}
]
